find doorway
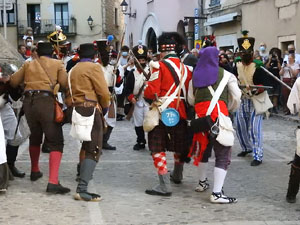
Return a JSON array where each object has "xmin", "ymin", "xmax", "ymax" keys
[{"xmin": 27, "ymin": 4, "xmax": 41, "ymax": 34}]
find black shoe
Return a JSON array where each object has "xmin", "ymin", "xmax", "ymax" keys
[
  {"xmin": 8, "ymin": 164, "xmax": 25, "ymax": 178},
  {"xmin": 42, "ymin": 144, "xmax": 50, "ymax": 153},
  {"xmin": 273, "ymin": 107, "xmax": 278, "ymax": 114},
  {"xmin": 46, "ymin": 183, "xmax": 70, "ymax": 194},
  {"xmin": 145, "ymin": 189, "xmax": 172, "ymax": 196},
  {"xmin": 237, "ymin": 151, "xmax": 252, "ymax": 157},
  {"xmin": 286, "ymin": 195, "xmax": 296, "ymax": 203},
  {"xmin": 30, "ymin": 171, "xmax": 43, "ymax": 181},
  {"xmin": 170, "ymin": 173, "xmax": 182, "ymax": 184},
  {"xmin": 133, "ymin": 143, "xmax": 145, "ymax": 151},
  {"xmin": 102, "ymin": 143, "xmax": 116, "ymax": 150},
  {"xmin": 250, "ymin": 160, "xmax": 262, "ymax": 166}
]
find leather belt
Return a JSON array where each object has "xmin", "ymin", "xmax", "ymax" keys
[
  {"xmin": 73, "ymin": 102, "xmax": 98, "ymax": 107},
  {"xmin": 24, "ymin": 90, "xmax": 53, "ymax": 98}
]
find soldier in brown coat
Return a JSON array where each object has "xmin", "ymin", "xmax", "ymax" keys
[
  {"xmin": 67, "ymin": 43, "xmax": 110, "ymax": 201},
  {"xmin": 5, "ymin": 42, "xmax": 70, "ymax": 194}
]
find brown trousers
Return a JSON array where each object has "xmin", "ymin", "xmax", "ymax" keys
[
  {"xmin": 23, "ymin": 94, "xmax": 64, "ymax": 152},
  {"xmin": 75, "ymin": 107, "xmax": 103, "ymax": 162}
]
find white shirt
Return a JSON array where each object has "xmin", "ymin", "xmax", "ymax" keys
[{"xmin": 282, "ymin": 63, "xmax": 300, "ymax": 79}]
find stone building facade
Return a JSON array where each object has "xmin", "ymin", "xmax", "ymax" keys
[
  {"xmin": 203, "ymin": 0, "xmax": 300, "ymax": 54},
  {"xmin": 0, "ymin": 0, "xmax": 124, "ymax": 49}
]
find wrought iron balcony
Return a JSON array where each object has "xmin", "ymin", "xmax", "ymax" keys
[{"xmin": 18, "ymin": 19, "xmax": 77, "ymax": 37}]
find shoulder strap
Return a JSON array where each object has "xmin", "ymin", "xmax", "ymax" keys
[
  {"xmin": 68, "ymin": 68, "xmax": 74, "ymax": 104},
  {"xmin": 161, "ymin": 60, "xmax": 180, "ymax": 86},
  {"xmin": 35, "ymin": 57, "xmax": 55, "ymax": 89},
  {"xmin": 206, "ymin": 70, "xmax": 231, "ymax": 116}
]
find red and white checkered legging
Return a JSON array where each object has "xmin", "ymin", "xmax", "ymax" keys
[{"xmin": 152, "ymin": 152, "xmax": 168, "ymax": 175}]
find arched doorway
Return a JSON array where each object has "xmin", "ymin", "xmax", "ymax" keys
[
  {"xmin": 177, "ymin": 20, "xmax": 186, "ymax": 39},
  {"xmin": 146, "ymin": 28, "xmax": 157, "ymax": 53}
]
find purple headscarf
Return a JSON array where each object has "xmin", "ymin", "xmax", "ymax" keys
[{"xmin": 193, "ymin": 46, "xmax": 219, "ymax": 88}]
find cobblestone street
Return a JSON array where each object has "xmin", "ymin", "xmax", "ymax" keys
[{"xmin": 1, "ymin": 116, "xmax": 300, "ymax": 225}]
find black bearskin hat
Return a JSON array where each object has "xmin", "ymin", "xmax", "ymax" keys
[
  {"xmin": 158, "ymin": 32, "xmax": 186, "ymax": 55},
  {"xmin": 132, "ymin": 44, "xmax": 148, "ymax": 60},
  {"xmin": 78, "ymin": 43, "xmax": 96, "ymax": 59},
  {"xmin": 37, "ymin": 42, "xmax": 53, "ymax": 56}
]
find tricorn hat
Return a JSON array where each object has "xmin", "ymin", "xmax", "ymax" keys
[
  {"xmin": 78, "ymin": 43, "xmax": 96, "ymax": 59},
  {"xmin": 37, "ymin": 42, "xmax": 53, "ymax": 56},
  {"xmin": 158, "ymin": 32, "xmax": 185, "ymax": 53},
  {"xmin": 237, "ymin": 30, "xmax": 255, "ymax": 53},
  {"xmin": 132, "ymin": 44, "xmax": 148, "ymax": 59}
]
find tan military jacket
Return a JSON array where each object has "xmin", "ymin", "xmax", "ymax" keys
[
  {"xmin": 67, "ymin": 61, "xmax": 110, "ymax": 109},
  {"xmin": 10, "ymin": 56, "xmax": 67, "ymax": 91}
]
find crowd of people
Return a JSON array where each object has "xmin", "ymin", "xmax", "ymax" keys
[{"xmin": 1, "ymin": 30, "xmax": 300, "ymax": 206}]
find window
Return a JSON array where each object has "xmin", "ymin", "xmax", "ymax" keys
[
  {"xmin": 114, "ymin": 8, "xmax": 118, "ymax": 26},
  {"xmin": 54, "ymin": 3, "xmax": 69, "ymax": 31},
  {"xmin": 1, "ymin": 4, "xmax": 16, "ymax": 25},
  {"xmin": 210, "ymin": 0, "xmax": 220, "ymax": 6}
]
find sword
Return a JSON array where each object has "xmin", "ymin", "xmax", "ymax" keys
[
  {"xmin": 239, "ymin": 85, "xmax": 273, "ymax": 89},
  {"xmin": 260, "ymin": 66, "xmax": 292, "ymax": 90}
]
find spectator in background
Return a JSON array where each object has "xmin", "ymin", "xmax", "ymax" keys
[
  {"xmin": 119, "ymin": 45, "xmax": 130, "ymax": 66},
  {"xmin": 259, "ymin": 42, "xmax": 269, "ymax": 63},
  {"xmin": 18, "ymin": 44, "xmax": 27, "ymax": 60},
  {"xmin": 265, "ymin": 48, "xmax": 282, "ymax": 114},
  {"xmin": 26, "ymin": 46, "xmax": 38, "ymax": 62},
  {"xmin": 191, "ymin": 48, "xmax": 199, "ymax": 58},
  {"xmin": 279, "ymin": 53, "xmax": 300, "ymax": 115},
  {"xmin": 25, "ymin": 37, "xmax": 33, "ymax": 58},
  {"xmin": 283, "ymin": 44, "xmax": 300, "ymax": 66},
  {"xmin": 219, "ymin": 53, "xmax": 233, "ymax": 73}
]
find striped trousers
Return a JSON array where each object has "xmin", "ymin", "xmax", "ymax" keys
[{"xmin": 236, "ymin": 99, "xmax": 264, "ymax": 161}]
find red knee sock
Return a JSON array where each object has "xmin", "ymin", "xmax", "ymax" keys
[
  {"xmin": 152, "ymin": 152, "xmax": 168, "ymax": 175},
  {"xmin": 29, "ymin": 145, "xmax": 41, "ymax": 172},
  {"xmin": 173, "ymin": 153, "xmax": 183, "ymax": 165},
  {"xmin": 49, "ymin": 151, "xmax": 62, "ymax": 184}
]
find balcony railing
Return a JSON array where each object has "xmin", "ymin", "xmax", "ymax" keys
[{"xmin": 18, "ymin": 19, "xmax": 76, "ymax": 37}]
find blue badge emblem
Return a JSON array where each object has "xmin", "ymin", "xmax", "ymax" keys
[{"xmin": 161, "ymin": 108, "xmax": 180, "ymax": 127}]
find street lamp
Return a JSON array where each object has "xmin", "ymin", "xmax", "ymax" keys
[
  {"xmin": 120, "ymin": 0, "xmax": 128, "ymax": 13},
  {"xmin": 87, "ymin": 16, "xmax": 94, "ymax": 30},
  {"xmin": 120, "ymin": 0, "xmax": 136, "ymax": 18}
]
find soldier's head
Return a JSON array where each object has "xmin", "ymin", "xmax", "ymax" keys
[
  {"xmin": 36, "ymin": 42, "xmax": 53, "ymax": 57},
  {"xmin": 78, "ymin": 43, "xmax": 96, "ymax": 59},
  {"xmin": 132, "ymin": 44, "xmax": 148, "ymax": 68},
  {"xmin": 158, "ymin": 32, "xmax": 185, "ymax": 58}
]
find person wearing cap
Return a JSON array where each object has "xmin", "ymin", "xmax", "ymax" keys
[
  {"xmin": 235, "ymin": 31, "xmax": 271, "ymax": 166},
  {"xmin": 3, "ymin": 42, "xmax": 70, "ymax": 194},
  {"xmin": 188, "ymin": 45, "xmax": 241, "ymax": 204},
  {"xmin": 143, "ymin": 32, "xmax": 193, "ymax": 196},
  {"xmin": 124, "ymin": 44, "xmax": 150, "ymax": 150},
  {"xmin": 67, "ymin": 43, "xmax": 110, "ymax": 202}
]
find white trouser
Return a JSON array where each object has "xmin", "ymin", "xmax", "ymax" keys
[{"xmin": 132, "ymin": 102, "xmax": 149, "ymax": 127}]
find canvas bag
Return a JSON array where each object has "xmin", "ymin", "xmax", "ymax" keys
[
  {"xmin": 206, "ymin": 71, "xmax": 234, "ymax": 147},
  {"xmin": 251, "ymin": 91, "xmax": 273, "ymax": 115},
  {"xmin": 68, "ymin": 69, "xmax": 95, "ymax": 141}
]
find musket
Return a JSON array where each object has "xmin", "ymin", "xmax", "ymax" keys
[
  {"xmin": 126, "ymin": 81, "xmax": 146, "ymax": 120},
  {"xmin": 129, "ymin": 49, "xmax": 151, "ymax": 80},
  {"xmin": 114, "ymin": 25, "xmax": 126, "ymax": 70},
  {"xmin": 239, "ymin": 85, "xmax": 273, "ymax": 89},
  {"xmin": 260, "ymin": 66, "xmax": 292, "ymax": 91}
]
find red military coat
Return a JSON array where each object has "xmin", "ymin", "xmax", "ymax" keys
[{"xmin": 144, "ymin": 54, "xmax": 193, "ymax": 119}]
